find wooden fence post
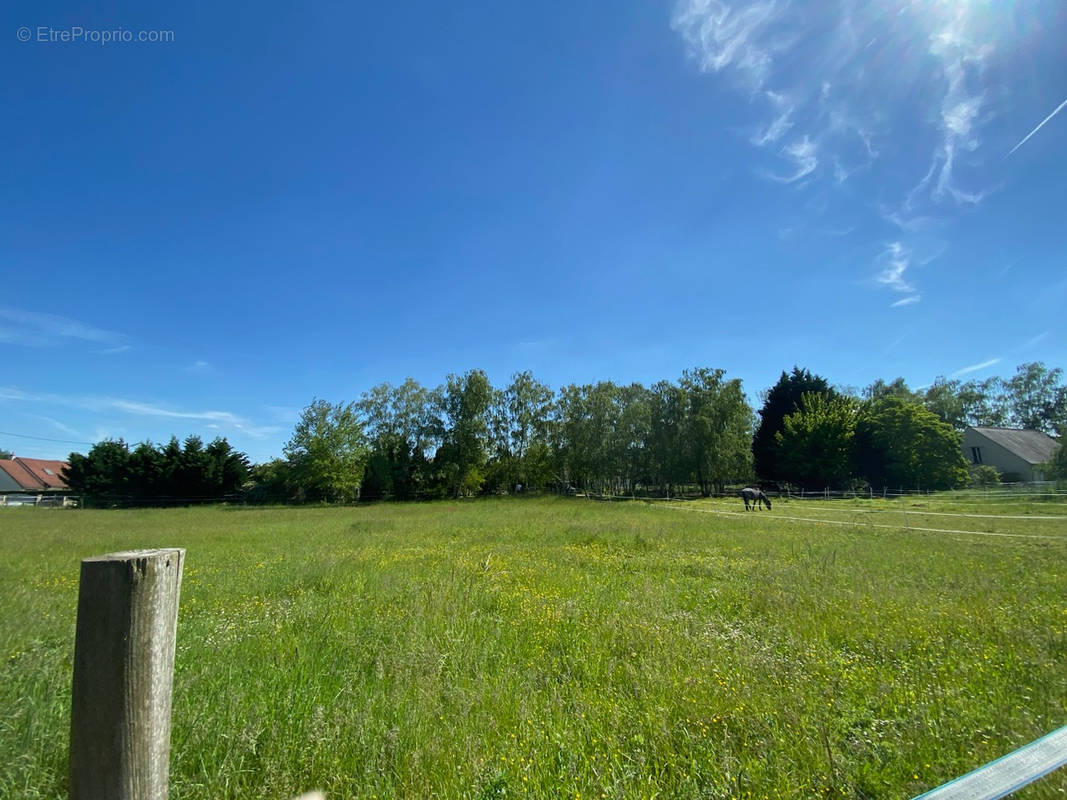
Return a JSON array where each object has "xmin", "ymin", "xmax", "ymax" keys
[{"xmin": 69, "ymin": 549, "xmax": 185, "ymax": 800}]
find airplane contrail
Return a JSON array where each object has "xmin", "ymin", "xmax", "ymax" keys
[{"xmin": 1007, "ymin": 98, "xmax": 1067, "ymax": 156}]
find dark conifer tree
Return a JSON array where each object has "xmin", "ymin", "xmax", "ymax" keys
[{"xmin": 752, "ymin": 367, "xmax": 836, "ymax": 482}]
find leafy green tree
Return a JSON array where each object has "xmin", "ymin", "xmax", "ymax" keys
[
  {"xmin": 245, "ymin": 459, "xmax": 295, "ymax": 503},
  {"xmin": 358, "ymin": 378, "xmax": 435, "ymax": 499},
  {"xmin": 0, "ymin": 448, "xmax": 13, "ymax": 460},
  {"xmin": 959, "ymin": 377, "xmax": 1010, "ymax": 428},
  {"xmin": 284, "ymin": 399, "xmax": 369, "ymax": 502},
  {"xmin": 863, "ymin": 377, "xmax": 918, "ymax": 403},
  {"xmin": 648, "ymin": 380, "xmax": 687, "ymax": 495},
  {"xmin": 1045, "ymin": 442, "xmax": 1067, "ymax": 481},
  {"xmin": 553, "ymin": 383, "xmax": 593, "ymax": 491},
  {"xmin": 681, "ymin": 368, "xmax": 754, "ymax": 495},
  {"xmin": 552, "ymin": 381, "xmax": 630, "ymax": 494},
  {"xmin": 775, "ymin": 392, "xmax": 858, "ymax": 490},
  {"xmin": 969, "ymin": 465, "xmax": 1001, "ymax": 488},
  {"xmin": 753, "ymin": 367, "xmax": 836, "ymax": 482},
  {"xmin": 434, "ymin": 370, "xmax": 493, "ymax": 497},
  {"xmin": 1005, "ymin": 362, "xmax": 1066, "ymax": 435},
  {"xmin": 610, "ymin": 383, "xmax": 652, "ymax": 494},
  {"xmin": 855, "ymin": 397, "xmax": 968, "ymax": 490},
  {"xmin": 487, "ymin": 371, "xmax": 556, "ymax": 492},
  {"xmin": 585, "ymin": 381, "xmax": 626, "ymax": 494},
  {"xmin": 922, "ymin": 378, "xmax": 967, "ymax": 430},
  {"xmin": 920, "ymin": 363, "xmax": 1065, "ymax": 435}
]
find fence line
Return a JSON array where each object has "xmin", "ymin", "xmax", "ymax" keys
[
  {"xmin": 784, "ymin": 489, "xmax": 1067, "ymax": 502},
  {"xmin": 753, "ymin": 503, "xmax": 1067, "ymax": 522},
  {"xmin": 657, "ymin": 503, "xmax": 1064, "ymax": 540},
  {"xmin": 0, "ymin": 490, "xmax": 78, "ymax": 507},
  {"xmin": 572, "ymin": 486, "xmax": 1067, "ymax": 504},
  {"xmin": 580, "ymin": 492, "xmax": 1067, "ymax": 522}
]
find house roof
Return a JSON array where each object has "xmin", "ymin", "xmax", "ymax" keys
[
  {"xmin": 0, "ymin": 458, "xmax": 71, "ymax": 490},
  {"xmin": 0, "ymin": 459, "xmax": 45, "ymax": 489},
  {"xmin": 16, "ymin": 458, "xmax": 70, "ymax": 489},
  {"xmin": 968, "ymin": 427, "xmax": 1060, "ymax": 465}
]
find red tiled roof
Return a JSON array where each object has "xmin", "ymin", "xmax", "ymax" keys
[
  {"xmin": 0, "ymin": 459, "xmax": 45, "ymax": 489},
  {"xmin": 15, "ymin": 458, "xmax": 70, "ymax": 489}
]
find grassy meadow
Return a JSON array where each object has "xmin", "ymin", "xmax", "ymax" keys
[{"xmin": 1, "ymin": 495, "xmax": 1065, "ymax": 799}]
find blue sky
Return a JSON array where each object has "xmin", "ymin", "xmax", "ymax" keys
[{"xmin": 2, "ymin": 0, "xmax": 1065, "ymax": 463}]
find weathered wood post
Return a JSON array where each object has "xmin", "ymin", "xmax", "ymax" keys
[{"xmin": 69, "ymin": 549, "xmax": 185, "ymax": 800}]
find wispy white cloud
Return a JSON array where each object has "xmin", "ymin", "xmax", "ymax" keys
[
  {"xmin": 670, "ymin": 0, "xmax": 889, "ymax": 212},
  {"xmin": 263, "ymin": 405, "xmax": 301, "ymax": 424},
  {"xmin": 751, "ymin": 106, "xmax": 794, "ymax": 146},
  {"xmin": 908, "ymin": 26, "xmax": 992, "ymax": 208},
  {"xmin": 0, "ymin": 387, "xmax": 32, "ymax": 402},
  {"xmin": 826, "ymin": 108, "xmax": 877, "ymax": 159},
  {"xmin": 672, "ymin": 0, "xmax": 782, "ymax": 89},
  {"xmin": 832, "ymin": 159, "xmax": 852, "ymax": 184},
  {"xmin": 890, "ymin": 295, "xmax": 921, "ymax": 308},
  {"xmin": 103, "ymin": 399, "xmax": 280, "ymax": 438},
  {"xmin": 24, "ymin": 414, "xmax": 90, "ymax": 441},
  {"xmin": 876, "ymin": 241, "xmax": 916, "ymax": 295},
  {"xmin": 671, "ymin": 0, "xmax": 1030, "ymax": 321},
  {"xmin": 880, "ymin": 205, "xmax": 940, "ymax": 233},
  {"xmin": 0, "ymin": 386, "xmax": 282, "ymax": 440},
  {"xmin": 1007, "ymin": 98, "xmax": 1067, "ymax": 156},
  {"xmin": 883, "ymin": 332, "xmax": 909, "ymax": 354},
  {"xmin": 751, "ymin": 89, "xmax": 795, "ymax": 146},
  {"xmin": 184, "ymin": 360, "xmax": 211, "ymax": 374},
  {"xmin": 673, "ymin": 0, "xmax": 1016, "ymax": 217},
  {"xmin": 950, "ymin": 357, "xmax": 1002, "ymax": 378},
  {"xmin": 1015, "ymin": 331, "xmax": 1049, "ymax": 352},
  {"xmin": 766, "ymin": 135, "xmax": 818, "ymax": 183},
  {"xmin": 0, "ymin": 307, "xmax": 131, "ymax": 351}
]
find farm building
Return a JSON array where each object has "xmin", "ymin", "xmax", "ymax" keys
[
  {"xmin": 961, "ymin": 427, "xmax": 1060, "ymax": 482},
  {"xmin": 0, "ymin": 457, "xmax": 73, "ymax": 506}
]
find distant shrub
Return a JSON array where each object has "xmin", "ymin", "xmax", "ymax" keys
[
  {"xmin": 968, "ymin": 465, "xmax": 1001, "ymax": 488},
  {"xmin": 1044, "ymin": 443, "xmax": 1066, "ymax": 482}
]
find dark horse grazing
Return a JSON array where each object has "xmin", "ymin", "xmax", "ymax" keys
[{"xmin": 741, "ymin": 487, "xmax": 772, "ymax": 511}]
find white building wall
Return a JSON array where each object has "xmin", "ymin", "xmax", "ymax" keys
[{"xmin": 961, "ymin": 429, "xmax": 1036, "ymax": 481}]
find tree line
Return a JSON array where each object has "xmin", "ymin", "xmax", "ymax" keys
[
  {"xmin": 60, "ymin": 362, "xmax": 1066, "ymax": 506},
  {"xmin": 250, "ymin": 367, "xmax": 755, "ymax": 503},
  {"xmin": 63, "ymin": 436, "xmax": 249, "ymax": 505}
]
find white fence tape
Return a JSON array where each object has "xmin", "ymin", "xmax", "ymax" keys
[
  {"xmin": 657, "ymin": 503, "xmax": 1065, "ymax": 540},
  {"xmin": 912, "ymin": 725, "xmax": 1067, "ymax": 800}
]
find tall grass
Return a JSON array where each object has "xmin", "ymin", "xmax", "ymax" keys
[{"xmin": 1, "ymin": 497, "xmax": 1064, "ymax": 798}]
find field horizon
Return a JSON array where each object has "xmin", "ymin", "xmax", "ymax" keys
[{"xmin": 2, "ymin": 496, "xmax": 1064, "ymax": 799}]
